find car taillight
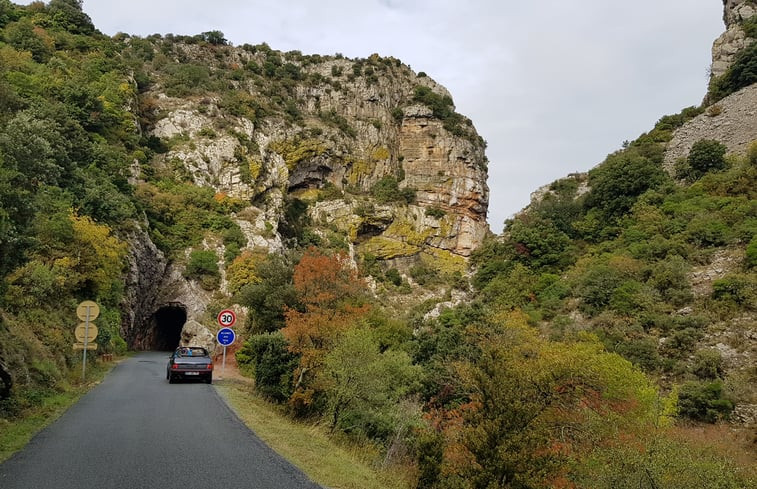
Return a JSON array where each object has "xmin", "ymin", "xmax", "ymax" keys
[
  {"xmin": 207, "ymin": 363, "xmax": 213, "ymax": 370},
  {"xmin": 171, "ymin": 363, "xmax": 180, "ymax": 369}
]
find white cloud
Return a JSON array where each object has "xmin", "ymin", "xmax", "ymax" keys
[{"xmin": 63, "ymin": 1, "xmax": 727, "ymax": 231}]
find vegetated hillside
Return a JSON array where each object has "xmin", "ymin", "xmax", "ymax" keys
[
  {"xmin": 0, "ymin": 1, "xmax": 755, "ymax": 489},
  {"xmin": 0, "ymin": 0, "xmax": 487, "ymax": 429},
  {"xmin": 469, "ymin": 1, "xmax": 757, "ymax": 428}
]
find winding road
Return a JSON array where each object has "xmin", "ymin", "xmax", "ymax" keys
[{"xmin": 0, "ymin": 352, "xmax": 321, "ymax": 489}]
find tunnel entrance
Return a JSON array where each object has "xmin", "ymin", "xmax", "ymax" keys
[{"xmin": 149, "ymin": 303, "xmax": 187, "ymax": 351}]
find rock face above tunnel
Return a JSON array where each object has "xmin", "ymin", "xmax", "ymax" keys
[{"xmin": 122, "ymin": 227, "xmax": 215, "ymax": 351}]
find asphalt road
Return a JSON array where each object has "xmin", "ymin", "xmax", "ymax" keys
[{"xmin": 0, "ymin": 352, "xmax": 321, "ymax": 489}]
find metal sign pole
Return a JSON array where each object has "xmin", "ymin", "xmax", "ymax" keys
[
  {"xmin": 222, "ymin": 346, "xmax": 227, "ymax": 374},
  {"xmin": 82, "ymin": 307, "xmax": 90, "ymax": 380}
]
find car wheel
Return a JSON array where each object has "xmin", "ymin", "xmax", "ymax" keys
[
  {"xmin": 168, "ymin": 373, "xmax": 175, "ymax": 384},
  {"xmin": 205, "ymin": 374, "xmax": 212, "ymax": 384}
]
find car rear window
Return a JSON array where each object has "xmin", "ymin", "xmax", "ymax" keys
[{"xmin": 178, "ymin": 348, "xmax": 208, "ymax": 357}]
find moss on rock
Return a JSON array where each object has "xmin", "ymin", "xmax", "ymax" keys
[
  {"xmin": 421, "ymin": 247, "xmax": 467, "ymax": 276},
  {"xmin": 269, "ymin": 138, "xmax": 327, "ymax": 170},
  {"xmin": 362, "ymin": 236, "xmax": 421, "ymax": 259},
  {"xmin": 386, "ymin": 219, "xmax": 433, "ymax": 246}
]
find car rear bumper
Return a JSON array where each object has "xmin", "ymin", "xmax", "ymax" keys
[{"xmin": 170, "ymin": 368, "xmax": 212, "ymax": 378}]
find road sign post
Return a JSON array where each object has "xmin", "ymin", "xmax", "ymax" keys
[
  {"xmin": 76, "ymin": 301, "xmax": 100, "ymax": 380},
  {"xmin": 216, "ymin": 326, "xmax": 236, "ymax": 375}
]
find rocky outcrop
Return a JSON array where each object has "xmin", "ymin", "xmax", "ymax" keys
[
  {"xmin": 122, "ymin": 226, "xmax": 216, "ymax": 350},
  {"xmin": 399, "ymin": 106, "xmax": 489, "ymax": 255},
  {"xmin": 119, "ymin": 42, "xmax": 491, "ymax": 349},
  {"xmin": 711, "ymin": 0, "xmax": 756, "ymax": 78},
  {"xmin": 664, "ymin": 84, "xmax": 757, "ymax": 170},
  {"xmin": 121, "ymin": 225, "xmax": 169, "ymax": 347}
]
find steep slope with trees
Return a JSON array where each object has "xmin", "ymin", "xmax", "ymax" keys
[{"xmin": 0, "ymin": 1, "xmax": 756, "ymax": 488}]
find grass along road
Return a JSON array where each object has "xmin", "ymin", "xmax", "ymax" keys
[{"xmin": 216, "ymin": 380, "xmax": 415, "ymax": 489}]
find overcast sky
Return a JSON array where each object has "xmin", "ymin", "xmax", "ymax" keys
[{"xmin": 69, "ymin": 1, "xmax": 724, "ymax": 232}]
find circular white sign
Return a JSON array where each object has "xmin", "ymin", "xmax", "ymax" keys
[{"xmin": 217, "ymin": 309, "xmax": 236, "ymax": 327}]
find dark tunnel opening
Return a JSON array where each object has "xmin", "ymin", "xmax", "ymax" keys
[{"xmin": 150, "ymin": 304, "xmax": 187, "ymax": 351}]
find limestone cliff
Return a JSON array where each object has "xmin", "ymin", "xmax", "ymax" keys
[
  {"xmin": 711, "ymin": 0, "xmax": 755, "ymax": 78},
  {"xmin": 138, "ymin": 43, "xmax": 488, "ymax": 257},
  {"xmin": 119, "ymin": 38, "xmax": 490, "ymax": 347}
]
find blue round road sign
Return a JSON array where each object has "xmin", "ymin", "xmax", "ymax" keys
[{"xmin": 217, "ymin": 327, "xmax": 236, "ymax": 346}]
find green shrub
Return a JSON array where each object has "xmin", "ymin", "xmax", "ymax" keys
[
  {"xmin": 184, "ymin": 249, "xmax": 220, "ymax": 289},
  {"xmin": 384, "ymin": 268, "xmax": 402, "ymax": 286},
  {"xmin": 163, "ymin": 63, "xmax": 210, "ymax": 97},
  {"xmin": 234, "ymin": 253, "xmax": 299, "ymax": 332},
  {"xmin": 748, "ymin": 140, "xmax": 757, "ymax": 166},
  {"xmin": 687, "ymin": 139, "xmax": 727, "ymax": 178},
  {"xmin": 746, "ymin": 235, "xmax": 757, "ymax": 268},
  {"xmin": 691, "ymin": 349, "xmax": 724, "ymax": 380},
  {"xmin": 411, "ymin": 85, "xmax": 471, "ymax": 139},
  {"xmin": 712, "ymin": 274, "xmax": 757, "ymax": 308},
  {"xmin": 200, "ymin": 30, "xmax": 227, "ymax": 45},
  {"xmin": 236, "ymin": 332, "xmax": 298, "ymax": 402},
  {"xmin": 743, "ymin": 15, "xmax": 757, "ymax": 38},
  {"xmin": 677, "ymin": 380, "xmax": 734, "ymax": 422},
  {"xmin": 576, "ymin": 265, "xmax": 624, "ymax": 314},
  {"xmin": 506, "ymin": 217, "xmax": 576, "ymax": 271},
  {"xmin": 319, "ymin": 109, "xmax": 356, "ymax": 137},
  {"xmin": 585, "ymin": 150, "xmax": 667, "ymax": 220},
  {"xmin": 664, "ymin": 328, "xmax": 704, "ymax": 356},
  {"xmin": 647, "ymin": 255, "xmax": 693, "ymax": 306},
  {"xmin": 686, "ymin": 217, "xmax": 730, "ymax": 247},
  {"xmin": 614, "ymin": 337, "xmax": 661, "ymax": 372},
  {"xmin": 370, "ymin": 176, "xmax": 415, "ymax": 204},
  {"xmin": 424, "ymin": 206, "xmax": 446, "ymax": 219}
]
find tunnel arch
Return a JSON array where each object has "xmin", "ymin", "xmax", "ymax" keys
[{"xmin": 148, "ymin": 303, "xmax": 187, "ymax": 351}]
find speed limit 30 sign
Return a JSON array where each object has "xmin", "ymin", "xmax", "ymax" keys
[{"xmin": 217, "ymin": 309, "xmax": 236, "ymax": 327}]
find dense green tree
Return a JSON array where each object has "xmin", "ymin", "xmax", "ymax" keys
[
  {"xmin": 0, "ymin": 0, "xmax": 20, "ymax": 28},
  {"xmin": 235, "ymin": 332, "xmax": 298, "ymax": 402},
  {"xmin": 183, "ymin": 249, "xmax": 220, "ymax": 289},
  {"xmin": 709, "ymin": 42, "xmax": 757, "ymax": 101},
  {"xmin": 235, "ymin": 253, "xmax": 300, "ymax": 332},
  {"xmin": 47, "ymin": 0, "xmax": 95, "ymax": 35},
  {"xmin": 506, "ymin": 216, "xmax": 576, "ymax": 271},
  {"xmin": 677, "ymin": 380, "xmax": 734, "ymax": 422},
  {"xmin": 441, "ymin": 312, "xmax": 657, "ymax": 488},
  {"xmin": 576, "ymin": 435, "xmax": 755, "ymax": 489},
  {"xmin": 585, "ymin": 150, "xmax": 667, "ymax": 220},
  {"xmin": 319, "ymin": 327, "xmax": 421, "ymax": 436},
  {"xmin": 200, "ymin": 30, "xmax": 227, "ymax": 45},
  {"xmin": 3, "ymin": 18, "xmax": 52, "ymax": 62},
  {"xmin": 687, "ymin": 139, "xmax": 727, "ymax": 178}
]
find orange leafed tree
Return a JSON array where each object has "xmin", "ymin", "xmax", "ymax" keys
[
  {"xmin": 281, "ymin": 247, "xmax": 369, "ymax": 410},
  {"xmin": 291, "ymin": 246, "xmax": 365, "ymax": 308}
]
